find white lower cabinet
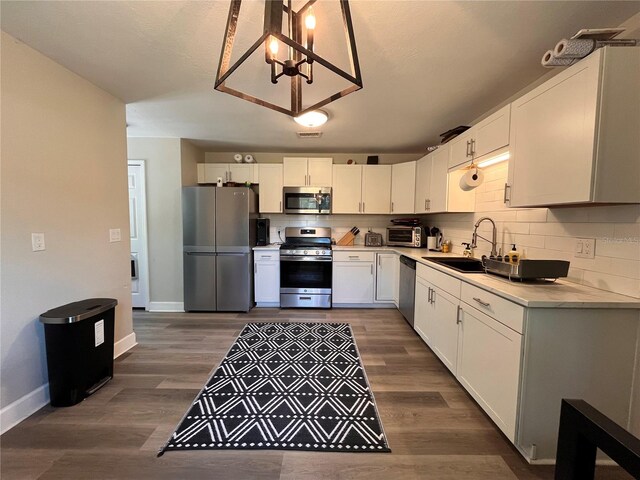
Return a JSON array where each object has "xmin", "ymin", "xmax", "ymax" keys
[
  {"xmin": 332, "ymin": 251, "xmax": 374, "ymax": 304},
  {"xmin": 457, "ymin": 303, "xmax": 522, "ymax": 442},
  {"xmin": 375, "ymin": 253, "xmax": 399, "ymax": 303},
  {"xmin": 254, "ymin": 250, "xmax": 279, "ymax": 305}
]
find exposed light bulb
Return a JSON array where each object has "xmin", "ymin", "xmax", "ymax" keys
[
  {"xmin": 269, "ymin": 36, "xmax": 279, "ymax": 56},
  {"xmin": 305, "ymin": 9, "xmax": 316, "ymax": 30}
]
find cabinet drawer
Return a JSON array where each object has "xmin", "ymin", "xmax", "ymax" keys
[
  {"xmin": 333, "ymin": 251, "xmax": 375, "ymax": 262},
  {"xmin": 254, "ymin": 251, "xmax": 279, "ymax": 262},
  {"xmin": 460, "ymin": 283, "xmax": 524, "ymax": 333},
  {"xmin": 416, "ymin": 263, "xmax": 461, "ymax": 298}
]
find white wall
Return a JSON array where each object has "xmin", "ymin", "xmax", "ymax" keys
[
  {"xmin": 127, "ymin": 138, "xmax": 184, "ymax": 310},
  {"xmin": 0, "ymin": 32, "xmax": 133, "ymax": 428},
  {"xmin": 181, "ymin": 139, "xmax": 203, "ymax": 187}
]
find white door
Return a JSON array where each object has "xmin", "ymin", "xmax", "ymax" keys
[
  {"xmin": 254, "ymin": 261, "xmax": 280, "ymax": 303},
  {"xmin": 391, "ymin": 161, "xmax": 416, "ymax": 214},
  {"xmin": 332, "ymin": 262, "xmax": 374, "ymax": 304},
  {"xmin": 307, "ymin": 158, "xmax": 333, "ymax": 186},
  {"xmin": 228, "ymin": 164, "xmax": 254, "ymax": 184},
  {"xmin": 429, "ymin": 146, "xmax": 449, "ymax": 213},
  {"xmin": 414, "ymin": 154, "xmax": 431, "ymax": 213},
  {"xmin": 128, "ymin": 161, "xmax": 149, "ymax": 309},
  {"xmin": 362, "ymin": 165, "xmax": 391, "ymax": 214},
  {"xmin": 430, "ymin": 286, "xmax": 460, "ymax": 374},
  {"xmin": 375, "ymin": 253, "xmax": 398, "ymax": 302},
  {"xmin": 332, "ymin": 165, "xmax": 362, "ymax": 213},
  {"xmin": 283, "ymin": 157, "xmax": 308, "ymax": 186},
  {"xmin": 204, "ymin": 164, "xmax": 230, "ymax": 183},
  {"xmin": 258, "ymin": 164, "xmax": 283, "ymax": 213}
]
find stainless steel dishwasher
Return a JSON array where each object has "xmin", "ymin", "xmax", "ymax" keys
[{"xmin": 398, "ymin": 255, "xmax": 416, "ymax": 327}]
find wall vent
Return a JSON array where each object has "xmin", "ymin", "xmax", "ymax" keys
[{"xmin": 296, "ymin": 131, "xmax": 322, "ymax": 138}]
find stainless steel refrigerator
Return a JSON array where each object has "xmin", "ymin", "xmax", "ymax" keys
[{"xmin": 182, "ymin": 186, "xmax": 257, "ymax": 312}]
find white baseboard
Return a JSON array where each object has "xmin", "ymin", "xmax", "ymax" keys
[
  {"xmin": 332, "ymin": 303, "xmax": 397, "ymax": 309},
  {"xmin": 114, "ymin": 332, "xmax": 137, "ymax": 358},
  {"xmin": 0, "ymin": 384, "xmax": 49, "ymax": 435},
  {"xmin": 148, "ymin": 302, "xmax": 184, "ymax": 312}
]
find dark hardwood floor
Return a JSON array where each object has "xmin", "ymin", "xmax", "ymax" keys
[{"xmin": 1, "ymin": 308, "xmax": 632, "ymax": 479}]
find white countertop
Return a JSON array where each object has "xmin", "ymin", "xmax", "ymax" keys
[
  {"xmin": 253, "ymin": 244, "xmax": 281, "ymax": 251},
  {"xmin": 333, "ymin": 246, "xmax": 640, "ymax": 309}
]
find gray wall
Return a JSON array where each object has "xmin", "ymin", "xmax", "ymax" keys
[
  {"xmin": 1, "ymin": 32, "xmax": 132, "ymax": 419},
  {"xmin": 127, "ymin": 137, "xmax": 184, "ymax": 308}
]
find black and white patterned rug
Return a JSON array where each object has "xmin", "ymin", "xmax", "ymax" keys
[{"xmin": 159, "ymin": 322, "xmax": 390, "ymax": 454}]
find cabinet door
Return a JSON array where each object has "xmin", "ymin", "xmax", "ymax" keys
[
  {"xmin": 332, "ymin": 165, "xmax": 362, "ymax": 213},
  {"xmin": 203, "ymin": 164, "xmax": 229, "ymax": 183},
  {"xmin": 457, "ymin": 305, "xmax": 522, "ymax": 442},
  {"xmin": 391, "ymin": 161, "xmax": 416, "ymax": 214},
  {"xmin": 375, "ymin": 253, "xmax": 398, "ymax": 302},
  {"xmin": 283, "ymin": 157, "xmax": 308, "ymax": 186},
  {"xmin": 447, "ymin": 168, "xmax": 475, "ymax": 212},
  {"xmin": 414, "ymin": 154, "xmax": 432, "ymax": 213},
  {"xmin": 508, "ymin": 57, "xmax": 599, "ymax": 207},
  {"xmin": 307, "ymin": 158, "xmax": 333, "ymax": 186},
  {"xmin": 414, "ymin": 276, "xmax": 433, "ymax": 345},
  {"xmin": 229, "ymin": 164, "xmax": 254, "ymax": 184},
  {"xmin": 474, "ymin": 104, "xmax": 510, "ymax": 158},
  {"xmin": 429, "ymin": 146, "xmax": 449, "ymax": 213},
  {"xmin": 362, "ymin": 165, "xmax": 391, "ymax": 214},
  {"xmin": 332, "ymin": 262, "xmax": 374, "ymax": 304},
  {"xmin": 448, "ymin": 130, "xmax": 474, "ymax": 169},
  {"xmin": 258, "ymin": 164, "xmax": 283, "ymax": 213},
  {"xmin": 430, "ymin": 287, "xmax": 460, "ymax": 375},
  {"xmin": 254, "ymin": 261, "xmax": 280, "ymax": 303}
]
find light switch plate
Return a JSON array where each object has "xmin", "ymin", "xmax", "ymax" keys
[
  {"xmin": 32, "ymin": 233, "xmax": 46, "ymax": 251},
  {"xmin": 109, "ymin": 228, "xmax": 121, "ymax": 243},
  {"xmin": 575, "ymin": 238, "xmax": 595, "ymax": 259}
]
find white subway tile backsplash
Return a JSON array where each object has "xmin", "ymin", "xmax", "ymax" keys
[
  {"xmin": 516, "ymin": 209, "xmax": 548, "ymax": 223},
  {"xmin": 582, "ymin": 271, "xmax": 640, "ymax": 299},
  {"xmin": 587, "ymin": 205, "xmax": 640, "ymax": 223},
  {"xmin": 546, "ymin": 207, "xmax": 589, "ymax": 223}
]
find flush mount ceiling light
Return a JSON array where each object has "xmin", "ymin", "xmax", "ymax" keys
[
  {"xmin": 214, "ymin": 0, "xmax": 363, "ymax": 117},
  {"xmin": 294, "ymin": 110, "xmax": 328, "ymax": 127}
]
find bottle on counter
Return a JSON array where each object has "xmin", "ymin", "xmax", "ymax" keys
[
  {"xmin": 506, "ymin": 244, "xmax": 520, "ymax": 264},
  {"xmin": 442, "ymin": 240, "xmax": 450, "ymax": 253}
]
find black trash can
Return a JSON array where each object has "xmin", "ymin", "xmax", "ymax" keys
[{"xmin": 39, "ymin": 298, "xmax": 117, "ymax": 407}]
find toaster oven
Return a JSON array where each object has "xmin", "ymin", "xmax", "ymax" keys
[{"xmin": 386, "ymin": 226, "xmax": 427, "ymax": 247}]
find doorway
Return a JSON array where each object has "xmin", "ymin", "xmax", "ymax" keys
[{"xmin": 128, "ymin": 161, "xmax": 150, "ymax": 309}]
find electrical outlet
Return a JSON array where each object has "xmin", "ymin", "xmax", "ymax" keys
[
  {"xmin": 575, "ymin": 238, "xmax": 595, "ymax": 259},
  {"xmin": 32, "ymin": 233, "xmax": 46, "ymax": 251},
  {"xmin": 109, "ymin": 228, "xmax": 121, "ymax": 243}
]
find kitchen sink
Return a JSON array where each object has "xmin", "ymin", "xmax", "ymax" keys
[{"xmin": 422, "ymin": 257, "xmax": 486, "ymax": 273}]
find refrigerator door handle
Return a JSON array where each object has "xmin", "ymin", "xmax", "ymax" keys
[{"xmin": 185, "ymin": 251, "xmax": 216, "ymax": 256}]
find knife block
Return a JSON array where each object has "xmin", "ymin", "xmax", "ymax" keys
[{"xmin": 336, "ymin": 231, "xmax": 356, "ymax": 246}]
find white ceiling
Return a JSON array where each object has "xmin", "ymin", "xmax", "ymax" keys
[{"xmin": 2, "ymin": 1, "xmax": 639, "ymax": 153}]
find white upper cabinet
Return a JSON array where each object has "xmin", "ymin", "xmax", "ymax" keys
[
  {"xmin": 448, "ymin": 104, "xmax": 511, "ymax": 169},
  {"xmin": 332, "ymin": 165, "xmax": 362, "ymax": 213},
  {"xmin": 198, "ymin": 163, "xmax": 257, "ymax": 184},
  {"xmin": 332, "ymin": 164, "xmax": 391, "ymax": 214},
  {"xmin": 507, "ymin": 47, "xmax": 640, "ymax": 207},
  {"xmin": 362, "ymin": 165, "xmax": 392, "ymax": 214},
  {"xmin": 391, "ymin": 161, "xmax": 416, "ymax": 214},
  {"xmin": 257, "ymin": 164, "xmax": 283, "ymax": 213},
  {"xmin": 283, "ymin": 157, "xmax": 332, "ymax": 187},
  {"xmin": 414, "ymin": 146, "xmax": 449, "ymax": 213}
]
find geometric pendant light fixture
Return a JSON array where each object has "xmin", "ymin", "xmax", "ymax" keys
[{"xmin": 214, "ymin": 0, "xmax": 363, "ymax": 117}]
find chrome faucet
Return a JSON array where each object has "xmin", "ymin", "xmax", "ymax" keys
[{"xmin": 472, "ymin": 217, "xmax": 498, "ymax": 258}]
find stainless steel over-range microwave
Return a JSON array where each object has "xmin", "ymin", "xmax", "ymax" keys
[
  {"xmin": 283, "ymin": 187, "xmax": 331, "ymax": 214},
  {"xmin": 386, "ymin": 226, "xmax": 427, "ymax": 247}
]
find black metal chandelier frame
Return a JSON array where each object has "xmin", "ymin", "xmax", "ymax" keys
[{"xmin": 214, "ymin": 0, "xmax": 363, "ymax": 117}]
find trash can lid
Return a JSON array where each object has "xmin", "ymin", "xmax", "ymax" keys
[{"xmin": 39, "ymin": 298, "xmax": 118, "ymax": 324}]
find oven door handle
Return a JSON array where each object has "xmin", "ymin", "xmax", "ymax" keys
[{"xmin": 280, "ymin": 256, "xmax": 333, "ymax": 262}]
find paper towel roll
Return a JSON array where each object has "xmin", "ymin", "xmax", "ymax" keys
[
  {"xmin": 459, "ymin": 168, "xmax": 485, "ymax": 191},
  {"xmin": 554, "ymin": 39, "xmax": 596, "ymax": 59},
  {"xmin": 244, "ymin": 154, "xmax": 255, "ymax": 163},
  {"xmin": 541, "ymin": 50, "xmax": 577, "ymax": 68},
  {"xmin": 233, "ymin": 153, "xmax": 243, "ymax": 163}
]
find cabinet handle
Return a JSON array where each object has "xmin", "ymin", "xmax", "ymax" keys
[
  {"xmin": 362, "ymin": 202, "xmax": 365, "ymax": 213},
  {"xmin": 456, "ymin": 305, "xmax": 462, "ymax": 324},
  {"xmin": 349, "ymin": 255, "xmax": 360, "ymax": 259},
  {"xmin": 279, "ymin": 200, "xmax": 282, "ymax": 211},
  {"xmin": 426, "ymin": 199, "xmax": 431, "ymax": 211},
  {"xmin": 470, "ymin": 138, "xmax": 476, "ymax": 156},
  {"xmin": 378, "ymin": 256, "xmax": 381, "ymax": 267},
  {"xmin": 473, "ymin": 297, "xmax": 491, "ymax": 307},
  {"xmin": 424, "ymin": 199, "xmax": 427, "ymax": 211},
  {"xmin": 299, "ymin": 296, "xmax": 312, "ymax": 300},
  {"xmin": 503, "ymin": 183, "xmax": 511, "ymax": 204},
  {"xmin": 466, "ymin": 140, "xmax": 471, "ymax": 157},
  {"xmin": 358, "ymin": 202, "xmax": 361, "ymax": 213},
  {"xmin": 308, "ymin": 174, "xmax": 311, "ymax": 185},
  {"xmin": 391, "ymin": 201, "xmax": 394, "ymax": 212},
  {"xmin": 432, "ymin": 289, "xmax": 436, "ymax": 305},
  {"xmin": 371, "ymin": 264, "xmax": 373, "ymax": 275},
  {"xmin": 260, "ymin": 255, "xmax": 271, "ymax": 259},
  {"xmin": 427, "ymin": 287, "xmax": 432, "ymax": 303}
]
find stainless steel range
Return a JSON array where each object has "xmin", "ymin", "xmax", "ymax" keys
[{"xmin": 280, "ymin": 227, "xmax": 332, "ymax": 308}]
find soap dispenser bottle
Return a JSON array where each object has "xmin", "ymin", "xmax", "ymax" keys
[{"xmin": 507, "ymin": 244, "xmax": 520, "ymax": 264}]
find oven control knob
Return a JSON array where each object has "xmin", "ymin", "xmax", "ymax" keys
[
  {"xmin": 316, "ymin": 250, "xmax": 319, "ymax": 254},
  {"xmin": 304, "ymin": 250, "xmax": 308, "ymax": 255}
]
